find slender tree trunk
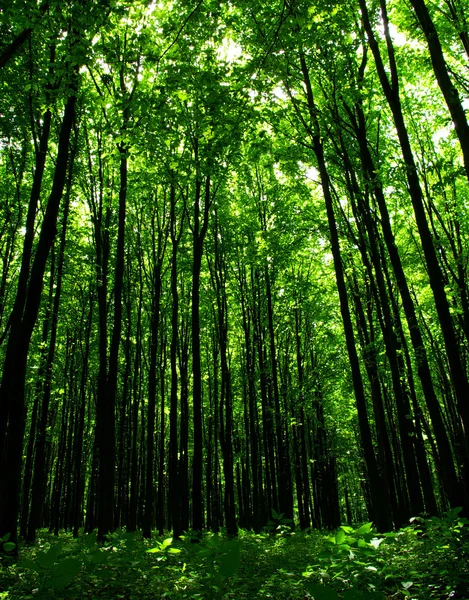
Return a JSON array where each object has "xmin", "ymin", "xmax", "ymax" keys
[
  {"xmin": 349, "ymin": 269, "xmax": 406, "ymax": 526},
  {"xmin": 177, "ymin": 319, "xmax": 189, "ymax": 531},
  {"xmin": 73, "ymin": 295, "xmax": 92, "ymax": 537},
  {"xmin": 157, "ymin": 339, "xmax": 167, "ymax": 535},
  {"xmin": 341, "ymin": 141, "xmax": 425, "ymax": 518},
  {"xmin": 169, "ymin": 183, "xmax": 182, "ymax": 537},
  {"xmin": 26, "ymin": 140, "xmax": 75, "ymax": 541},
  {"xmin": 211, "ymin": 216, "xmax": 237, "ymax": 535},
  {"xmin": 344, "ymin": 48, "xmax": 462, "ymax": 510},
  {"xmin": 191, "ymin": 175, "xmax": 211, "ymax": 533},
  {"xmin": 0, "ymin": 85, "xmax": 77, "ymax": 543},
  {"xmin": 238, "ymin": 260, "xmax": 262, "ymax": 532},
  {"xmin": 254, "ymin": 273, "xmax": 278, "ymax": 520},
  {"xmin": 408, "ymin": 0, "xmax": 469, "ymax": 181},
  {"xmin": 294, "ymin": 307, "xmax": 311, "ymax": 530},
  {"xmin": 360, "ymin": 0, "xmax": 469, "ymax": 466},
  {"xmin": 264, "ymin": 263, "xmax": 294, "ymax": 522},
  {"xmin": 143, "ymin": 251, "xmax": 164, "ymax": 538},
  {"xmin": 295, "ymin": 49, "xmax": 393, "ymax": 531}
]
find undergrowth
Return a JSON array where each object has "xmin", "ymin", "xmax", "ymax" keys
[{"xmin": 0, "ymin": 509, "xmax": 468, "ymax": 599}]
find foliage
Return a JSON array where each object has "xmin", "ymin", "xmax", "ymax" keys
[
  {"xmin": 0, "ymin": 519, "xmax": 468, "ymax": 599},
  {"xmin": 1, "ymin": 0, "xmax": 469, "ymax": 591},
  {"xmin": 0, "ymin": 534, "xmax": 15, "ymax": 555},
  {"xmin": 263, "ymin": 508, "xmax": 295, "ymax": 535}
]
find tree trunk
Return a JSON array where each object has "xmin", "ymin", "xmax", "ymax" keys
[
  {"xmin": 357, "ymin": 4, "xmax": 467, "ymax": 508},
  {"xmin": 296, "ymin": 49, "xmax": 393, "ymax": 531},
  {"xmin": 143, "ymin": 248, "xmax": 164, "ymax": 537},
  {"xmin": 0, "ymin": 86, "xmax": 77, "ymax": 544},
  {"xmin": 191, "ymin": 175, "xmax": 211, "ymax": 533},
  {"xmin": 169, "ymin": 182, "xmax": 182, "ymax": 537},
  {"xmin": 408, "ymin": 0, "xmax": 469, "ymax": 181},
  {"xmin": 361, "ymin": 0, "xmax": 469, "ymax": 468}
]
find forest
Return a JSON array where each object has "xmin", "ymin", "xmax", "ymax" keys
[{"xmin": 1, "ymin": 0, "xmax": 469, "ymax": 598}]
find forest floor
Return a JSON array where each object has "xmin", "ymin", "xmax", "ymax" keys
[{"xmin": 1, "ymin": 510, "xmax": 468, "ymax": 600}]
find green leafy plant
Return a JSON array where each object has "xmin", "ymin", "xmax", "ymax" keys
[
  {"xmin": 180, "ymin": 533, "xmax": 241, "ymax": 597},
  {"xmin": 264, "ymin": 509, "xmax": 294, "ymax": 536},
  {"xmin": 4, "ymin": 523, "xmax": 469, "ymax": 598},
  {"xmin": 305, "ymin": 582, "xmax": 384, "ymax": 599},
  {"xmin": 146, "ymin": 536, "xmax": 182, "ymax": 562},
  {"xmin": 419, "ymin": 506, "xmax": 469, "ymax": 562},
  {"xmin": 302, "ymin": 523, "xmax": 386, "ymax": 599},
  {"xmin": 1, "ymin": 533, "xmax": 15, "ymax": 554},
  {"xmin": 18, "ymin": 540, "xmax": 82, "ymax": 597}
]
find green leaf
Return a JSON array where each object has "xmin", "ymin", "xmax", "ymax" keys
[
  {"xmin": 44, "ymin": 557, "xmax": 81, "ymax": 589},
  {"xmin": 18, "ymin": 558, "xmax": 41, "ymax": 572},
  {"xmin": 3, "ymin": 542, "xmax": 15, "ymax": 552},
  {"xmin": 218, "ymin": 542, "xmax": 240, "ymax": 578},
  {"xmin": 84, "ymin": 531, "xmax": 97, "ymax": 548},
  {"xmin": 341, "ymin": 526, "xmax": 354, "ymax": 533},
  {"xmin": 335, "ymin": 528, "xmax": 346, "ymax": 545},
  {"xmin": 90, "ymin": 550, "xmax": 108, "ymax": 564},
  {"xmin": 1, "ymin": 533, "xmax": 11, "ymax": 542},
  {"xmin": 125, "ymin": 532, "xmax": 137, "ymax": 549},
  {"xmin": 168, "ymin": 547, "xmax": 181, "ymax": 554},
  {"xmin": 162, "ymin": 537, "xmax": 173, "ymax": 548},
  {"xmin": 37, "ymin": 550, "xmax": 54, "ymax": 569},
  {"xmin": 306, "ymin": 582, "xmax": 339, "ymax": 600},
  {"xmin": 338, "ymin": 543, "xmax": 351, "ymax": 551},
  {"xmin": 355, "ymin": 523, "xmax": 373, "ymax": 535},
  {"xmin": 402, "ymin": 581, "xmax": 413, "ymax": 590}
]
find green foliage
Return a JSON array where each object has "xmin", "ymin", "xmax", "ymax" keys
[
  {"xmin": 1, "ymin": 521, "xmax": 467, "ymax": 599},
  {"xmin": 2, "ymin": 2, "xmax": 469, "ymax": 600},
  {"xmin": 1, "ymin": 533, "xmax": 16, "ymax": 554},
  {"xmin": 302, "ymin": 522, "xmax": 387, "ymax": 598},
  {"xmin": 263, "ymin": 508, "xmax": 294, "ymax": 535},
  {"xmin": 146, "ymin": 536, "xmax": 182, "ymax": 557},
  {"xmin": 182, "ymin": 533, "xmax": 242, "ymax": 596}
]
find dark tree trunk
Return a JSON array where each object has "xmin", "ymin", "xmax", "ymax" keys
[
  {"xmin": 210, "ymin": 214, "xmax": 237, "ymax": 536},
  {"xmin": 295, "ymin": 50, "xmax": 393, "ymax": 531},
  {"xmin": 157, "ymin": 338, "xmax": 167, "ymax": 535},
  {"xmin": 143, "ymin": 236, "xmax": 165, "ymax": 537},
  {"xmin": 179, "ymin": 316, "xmax": 190, "ymax": 532},
  {"xmin": 293, "ymin": 306, "xmax": 311, "ymax": 530},
  {"xmin": 360, "ymin": 0, "xmax": 469, "ymax": 474},
  {"xmin": 0, "ymin": 86, "xmax": 77, "ymax": 544},
  {"xmin": 354, "ymin": 10, "xmax": 465, "ymax": 508},
  {"xmin": 348, "ymin": 266, "xmax": 401, "ymax": 520},
  {"xmin": 238, "ymin": 260, "xmax": 262, "ymax": 532},
  {"xmin": 339, "ymin": 139, "xmax": 424, "ymax": 519},
  {"xmin": 254, "ymin": 273, "xmax": 278, "ymax": 521},
  {"xmin": 27, "ymin": 143, "xmax": 75, "ymax": 542},
  {"xmin": 96, "ymin": 144, "xmax": 127, "ymax": 540},
  {"xmin": 169, "ymin": 182, "xmax": 182, "ymax": 537},
  {"xmin": 264, "ymin": 263, "xmax": 294, "ymax": 523},
  {"xmin": 408, "ymin": 0, "xmax": 469, "ymax": 181},
  {"xmin": 73, "ymin": 294, "xmax": 93, "ymax": 537},
  {"xmin": 191, "ymin": 175, "xmax": 211, "ymax": 533}
]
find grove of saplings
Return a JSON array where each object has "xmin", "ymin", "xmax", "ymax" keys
[{"xmin": 1, "ymin": 0, "xmax": 469, "ymax": 596}]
